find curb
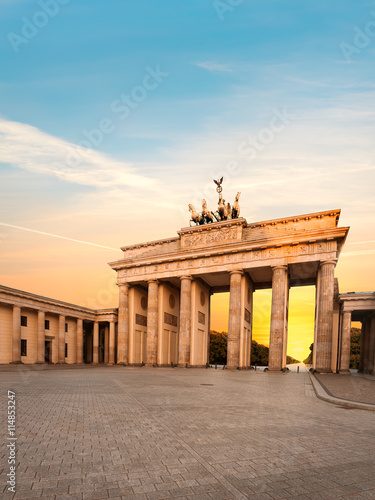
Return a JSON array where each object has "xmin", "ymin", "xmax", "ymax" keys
[{"xmin": 309, "ymin": 373, "xmax": 375, "ymax": 412}]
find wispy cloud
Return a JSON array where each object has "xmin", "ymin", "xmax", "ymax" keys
[
  {"xmin": 194, "ymin": 61, "xmax": 232, "ymax": 72},
  {"xmin": 0, "ymin": 222, "xmax": 121, "ymax": 251},
  {"xmin": 347, "ymin": 240, "xmax": 375, "ymax": 245},
  {"xmin": 0, "ymin": 117, "xmax": 159, "ymax": 191},
  {"xmin": 341, "ymin": 250, "xmax": 375, "ymax": 257}
]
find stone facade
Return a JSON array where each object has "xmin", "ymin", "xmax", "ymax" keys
[{"xmin": 109, "ymin": 209, "xmax": 349, "ymax": 372}]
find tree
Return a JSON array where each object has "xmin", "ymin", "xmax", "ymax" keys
[
  {"xmin": 303, "ymin": 343, "xmax": 314, "ymax": 364},
  {"xmin": 209, "ymin": 330, "xmax": 300, "ymax": 366},
  {"xmin": 251, "ymin": 340, "xmax": 269, "ymax": 366},
  {"xmin": 209, "ymin": 330, "xmax": 227, "ymax": 364},
  {"xmin": 350, "ymin": 327, "xmax": 361, "ymax": 369}
]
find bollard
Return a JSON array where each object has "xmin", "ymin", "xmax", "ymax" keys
[
  {"xmin": 215, "ymin": 364, "xmax": 217, "ymax": 370},
  {"xmin": 297, "ymin": 365, "xmax": 299, "ymax": 373}
]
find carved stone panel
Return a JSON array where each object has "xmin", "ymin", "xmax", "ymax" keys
[
  {"xmin": 244, "ymin": 308, "xmax": 251, "ymax": 324},
  {"xmin": 181, "ymin": 225, "xmax": 242, "ymax": 249},
  {"xmin": 164, "ymin": 312, "xmax": 178, "ymax": 327},
  {"xmin": 136, "ymin": 314, "xmax": 147, "ymax": 327},
  {"xmin": 198, "ymin": 311, "xmax": 205, "ymax": 325}
]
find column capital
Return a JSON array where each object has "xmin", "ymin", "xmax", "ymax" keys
[
  {"xmin": 148, "ymin": 279, "xmax": 159, "ymax": 285},
  {"xmin": 319, "ymin": 260, "xmax": 337, "ymax": 268},
  {"xmin": 272, "ymin": 265, "xmax": 288, "ymax": 272},
  {"xmin": 117, "ymin": 282, "xmax": 129, "ymax": 289},
  {"xmin": 229, "ymin": 270, "xmax": 244, "ymax": 276},
  {"xmin": 180, "ymin": 275, "xmax": 193, "ymax": 281}
]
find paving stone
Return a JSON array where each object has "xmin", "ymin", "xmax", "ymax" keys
[
  {"xmin": 146, "ymin": 491, "xmax": 172, "ymax": 500},
  {"xmin": 0, "ymin": 368, "xmax": 375, "ymax": 500}
]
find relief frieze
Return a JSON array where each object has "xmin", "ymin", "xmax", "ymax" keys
[
  {"xmin": 182, "ymin": 226, "xmax": 240, "ymax": 249},
  {"xmin": 164, "ymin": 312, "xmax": 178, "ymax": 327},
  {"xmin": 198, "ymin": 311, "xmax": 205, "ymax": 325},
  {"xmin": 135, "ymin": 314, "xmax": 147, "ymax": 327},
  {"xmin": 244, "ymin": 308, "xmax": 251, "ymax": 324}
]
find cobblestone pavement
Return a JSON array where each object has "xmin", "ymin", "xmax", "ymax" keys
[
  {"xmin": 1, "ymin": 367, "xmax": 375, "ymax": 500},
  {"xmin": 315, "ymin": 374, "xmax": 375, "ymax": 406}
]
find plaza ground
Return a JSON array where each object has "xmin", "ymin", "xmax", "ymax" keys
[{"xmin": 1, "ymin": 367, "xmax": 375, "ymax": 500}]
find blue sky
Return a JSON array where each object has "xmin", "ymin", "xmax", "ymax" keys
[{"xmin": 0, "ymin": 0, "xmax": 375, "ymax": 312}]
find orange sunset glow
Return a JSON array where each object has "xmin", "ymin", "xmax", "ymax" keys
[
  {"xmin": 0, "ymin": 205, "xmax": 373, "ymax": 362},
  {"xmin": 1, "ymin": 1, "xmax": 374, "ymax": 363}
]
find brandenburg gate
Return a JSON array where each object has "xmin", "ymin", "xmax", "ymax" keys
[{"xmin": 110, "ymin": 185, "xmax": 349, "ymax": 373}]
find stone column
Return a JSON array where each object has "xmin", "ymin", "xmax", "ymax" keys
[
  {"xmin": 359, "ymin": 319, "xmax": 366, "ymax": 373},
  {"xmin": 315, "ymin": 261, "xmax": 336, "ymax": 373},
  {"xmin": 178, "ymin": 276, "xmax": 192, "ymax": 366},
  {"xmin": 108, "ymin": 321, "xmax": 116, "ymax": 365},
  {"xmin": 269, "ymin": 266, "xmax": 289, "ymax": 371},
  {"xmin": 76, "ymin": 319, "xmax": 83, "ymax": 363},
  {"xmin": 37, "ymin": 310, "xmax": 45, "ymax": 364},
  {"xmin": 363, "ymin": 318, "xmax": 371, "ymax": 374},
  {"xmin": 117, "ymin": 284, "xmax": 129, "ymax": 365},
  {"xmin": 207, "ymin": 291, "xmax": 212, "ymax": 365},
  {"xmin": 368, "ymin": 315, "xmax": 375, "ymax": 375},
  {"xmin": 93, "ymin": 321, "xmax": 99, "ymax": 364},
  {"xmin": 104, "ymin": 324, "xmax": 109, "ymax": 363},
  {"xmin": 146, "ymin": 280, "xmax": 159, "ymax": 366},
  {"xmin": 339, "ymin": 311, "xmax": 352, "ymax": 373},
  {"xmin": 12, "ymin": 306, "xmax": 21, "ymax": 363},
  {"xmin": 58, "ymin": 315, "xmax": 66, "ymax": 363},
  {"xmin": 227, "ymin": 271, "xmax": 243, "ymax": 369}
]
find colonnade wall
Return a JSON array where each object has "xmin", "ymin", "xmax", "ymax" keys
[
  {"xmin": 338, "ymin": 293, "xmax": 375, "ymax": 375},
  {"xmin": 0, "ymin": 285, "xmax": 118, "ymax": 365}
]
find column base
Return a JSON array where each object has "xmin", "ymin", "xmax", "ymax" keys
[
  {"xmin": 339, "ymin": 370, "xmax": 351, "ymax": 375},
  {"xmin": 177, "ymin": 363, "xmax": 189, "ymax": 368},
  {"xmin": 267, "ymin": 367, "xmax": 284, "ymax": 372},
  {"xmin": 314, "ymin": 369, "xmax": 333, "ymax": 373},
  {"xmin": 10, "ymin": 361, "xmax": 23, "ymax": 364}
]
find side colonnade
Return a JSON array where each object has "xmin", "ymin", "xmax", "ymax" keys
[
  {"xmin": 338, "ymin": 292, "xmax": 375, "ymax": 375},
  {"xmin": 0, "ymin": 285, "xmax": 117, "ymax": 365}
]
